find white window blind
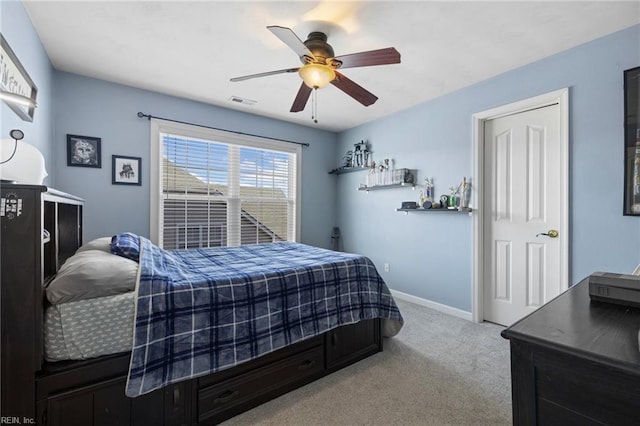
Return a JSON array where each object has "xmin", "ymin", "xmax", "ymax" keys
[{"xmin": 152, "ymin": 121, "xmax": 299, "ymax": 250}]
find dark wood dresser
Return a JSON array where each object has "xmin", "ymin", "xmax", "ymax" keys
[{"xmin": 501, "ymin": 277, "xmax": 640, "ymax": 425}]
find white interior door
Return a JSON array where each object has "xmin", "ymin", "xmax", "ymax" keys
[{"xmin": 483, "ymin": 104, "xmax": 564, "ymax": 326}]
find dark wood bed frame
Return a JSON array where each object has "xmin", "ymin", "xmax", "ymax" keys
[{"xmin": 0, "ymin": 184, "xmax": 382, "ymax": 425}]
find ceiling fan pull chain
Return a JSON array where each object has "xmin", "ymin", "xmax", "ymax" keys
[{"xmin": 312, "ymin": 88, "xmax": 318, "ymax": 124}]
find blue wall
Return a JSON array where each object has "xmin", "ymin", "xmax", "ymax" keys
[
  {"xmin": 54, "ymin": 72, "xmax": 338, "ymax": 247},
  {"xmin": 1, "ymin": 1, "xmax": 55, "ymax": 185},
  {"xmin": 6, "ymin": 0, "xmax": 640, "ymax": 314},
  {"xmin": 336, "ymin": 24, "xmax": 640, "ymax": 312},
  {"xmin": 2, "ymin": 0, "xmax": 337, "ymax": 249}
]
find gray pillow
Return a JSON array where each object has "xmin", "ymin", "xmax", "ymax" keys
[
  {"xmin": 46, "ymin": 250, "xmax": 138, "ymax": 304},
  {"xmin": 76, "ymin": 237, "xmax": 111, "ymax": 254}
]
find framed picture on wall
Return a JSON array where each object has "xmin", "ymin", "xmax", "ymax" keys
[
  {"xmin": 67, "ymin": 134, "xmax": 101, "ymax": 168},
  {"xmin": 623, "ymin": 66, "xmax": 640, "ymax": 216},
  {"xmin": 112, "ymin": 155, "xmax": 141, "ymax": 186},
  {"xmin": 0, "ymin": 33, "xmax": 38, "ymax": 122}
]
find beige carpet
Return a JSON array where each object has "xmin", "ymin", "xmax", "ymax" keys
[{"xmin": 223, "ymin": 299, "xmax": 512, "ymax": 426}]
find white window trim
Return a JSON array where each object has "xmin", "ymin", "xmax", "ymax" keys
[{"xmin": 149, "ymin": 118, "xmax": 302, "ymax": 246}]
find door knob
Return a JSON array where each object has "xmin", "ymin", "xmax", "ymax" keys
[{"xmin": 536, "ymin": 229, "xmax": 559, "ymax": 238}]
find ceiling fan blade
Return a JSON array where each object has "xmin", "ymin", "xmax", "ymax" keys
[
  {"xmin": 290, "ymin": 83, "xmax": 312, "ymax": 112},
  {"xmin": 230, "ymin": 67, "xmax": 299, "ymax": 82},
  {"xmin": 267, "ymin": 25, "xmax": 316, "ymax": 60},
  {"xmin": 331, "ymin": 72, "xmax": 378, "ymax": 107},
  {"xmin": 334, "ymin": 47, "xmax": 401, "ymax": 69}
]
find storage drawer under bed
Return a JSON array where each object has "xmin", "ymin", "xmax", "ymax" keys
[
  {"xmin": 197, "ymin": 344, "xmax": 325, "ymax": 424},
  {"xmin": 34, "ymin": 320, "xmax": 381, "ymax": 425}
]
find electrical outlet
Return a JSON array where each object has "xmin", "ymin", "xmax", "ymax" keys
[{"xmin": 384, "ymin": 263, "xmax": 390, "ymax": 272}]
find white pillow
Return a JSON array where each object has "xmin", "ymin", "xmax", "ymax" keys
[
  {"xmin": 76, "ymin": 237, "xmax": 112, "ymax": 254},
  {"xmin": 46, "ymin": 250, "xmax": 138, "ymax": 304}
]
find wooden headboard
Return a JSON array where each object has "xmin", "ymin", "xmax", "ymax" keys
[
  {"xmin": 42, "ymin": 189, "xmax": 84, "ymax": 282},
  {"xmin": 0, "ymin": 184, "xmax": 83, "ymax": 421}
]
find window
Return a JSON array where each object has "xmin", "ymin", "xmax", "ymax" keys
[{"xmin": 150, "ymin": 120, "xmax": 300, "ymax": 249}]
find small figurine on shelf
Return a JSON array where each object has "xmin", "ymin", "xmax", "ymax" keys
[
  {"xmin": 418, "ymin": 190, "xmax": 431, "ymax": 209},
  {"xmin": 353, "ymin": 142, "xmax": 363, "ymax": 167},
  {"xmin": 448, "ymin": 183, "xmax": 461, "ymax": 209},
  {"xmin": 459, "ymin": 177, "xmax": 471, "ymax": 210},
  {"xmin": 424, "ymin": 177, "xmax": 434, "ymax": 201},
  {"xmin": 343, "ymin": 150, "xmax": 353, "ymax": 168},
  {"xmin": 379, "ymin": 158, "xmax": 390, "ymax": 172},
  {"xmin": 363, "ymin": 144, "xmax": 370, "ymax": 167},
  {"xmin": 439, "ymin": 195, "xmax": 449, "ymax": 209},
  {"xmin": 352, "ymin": 140, "xmax": 370, "ymax": 168}
]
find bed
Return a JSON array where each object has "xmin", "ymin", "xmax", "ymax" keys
[
  {"xmin": 1, "ymin": 185, "xmax": 403, "ymax": 426},
  {"xmin": 44, "ymin": 233, "xmax": 404, "ymax": 398}
]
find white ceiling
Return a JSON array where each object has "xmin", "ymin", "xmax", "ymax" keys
[{"xmin": 23, "ymin": 1, "xmax": 640, "ymax": 132}]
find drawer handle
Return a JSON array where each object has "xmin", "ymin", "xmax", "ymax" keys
[
  {"xmin": 173, "ymin": 386, "xmax": 180, "ymax": 405},
  {"xmin": 298, "ymin": 359, "xmax": 315, "ymax": 370},
  {"xmin": 214, "ymin": 389, "xmax": 239, "ymax": 403},
  {"xmin": 331, "ymin": 333, "xmax": 338, "ymax": 347}
]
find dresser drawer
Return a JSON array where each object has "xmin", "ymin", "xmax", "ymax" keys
[
  {"xmin": 535, "ymin": 350, "xmax": 640, "ymax": 424},
  {"xmin": 537, "ymin": 399, "xmax": 606, "ymax": 426},
  {"xmin": 198, "ymin": 345, "xmax": 324, "ymax": 423}
]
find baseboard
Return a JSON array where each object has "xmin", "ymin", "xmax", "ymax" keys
[{"xmin": 390, "ymin": 289, "xmax": 473, "ymax": 321}]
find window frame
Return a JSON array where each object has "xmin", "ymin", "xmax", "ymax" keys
[{"xmin": 150, "ymin": 119, "xmax": 301, "ymax": 247}]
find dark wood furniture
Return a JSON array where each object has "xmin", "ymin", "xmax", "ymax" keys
[
  {"xmin": 1, "ymin": 184, "xmax": 83, "ymax": 425},
  {"xmin": 501, "ymin": 277, "xmax": 640, "ymax": 425},
  {"xmin": 1, "ymin": 184, "xmax": 383, "ymax": 425}
]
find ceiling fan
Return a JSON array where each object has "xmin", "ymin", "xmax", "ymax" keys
[{"xmin": 230, "ymin": 26, "xmax": 401, "ymax": 114}]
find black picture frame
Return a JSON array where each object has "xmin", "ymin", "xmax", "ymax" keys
[
  {"xmin": 0, "ymin": 33, "xmax": 38, "ymax": 122},
  {"xmin": 112, "ymin": 155, "xmax": 141, "ymax": 186},
  {"xmin": 623, "ymin": 66, "xmax": 640, "ymax": 216},
  {"xmin": 66, "ymin": 134, "xmax": 101, "ymax": 168}
]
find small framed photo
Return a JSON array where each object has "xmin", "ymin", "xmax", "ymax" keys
[
  {"xmin": 112, "ymin": 155, "xmax": 141, "ymax": 185},
  {"xmin": 67, "ymin": 134, "xmax": 101, "ymax": 168}
]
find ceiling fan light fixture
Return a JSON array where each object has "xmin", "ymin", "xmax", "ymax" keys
[{"xmin": 298, "ymin": 63, "xmax": 335, "ymax": 89}]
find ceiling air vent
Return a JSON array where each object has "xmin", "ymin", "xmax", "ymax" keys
[{"xmin": 229, "ymin": 96, "xmax": 256, "ymax": 106}]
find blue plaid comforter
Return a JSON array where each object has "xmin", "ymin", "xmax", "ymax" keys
[{"xmin": 125, "ymin": 237, "xmax": 403, "ymax": 397}]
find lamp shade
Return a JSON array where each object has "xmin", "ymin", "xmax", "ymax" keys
[
  {"xmin": 0, "ymin": 139, "xmax": 48, "ymax": 184},
  {"xmin": 298, "ymin": 64, "xmax": 336, "ymax": 89}
]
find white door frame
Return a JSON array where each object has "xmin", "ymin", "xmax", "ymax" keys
[{"xmin": 471, "ymin": 88, "xmax": 570, "ymax": 323}]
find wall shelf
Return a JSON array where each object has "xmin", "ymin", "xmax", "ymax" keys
[
  {"xmin": 358, "ymin": 182, "xmax": 415, "ymax": 192},
  {"xmin": 396, "ymin": 208, "xmax": 472, "ymax": 215},
  {"xmin": 328, "ymin": 167, "xmax": 369, "ymax": 175}
]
